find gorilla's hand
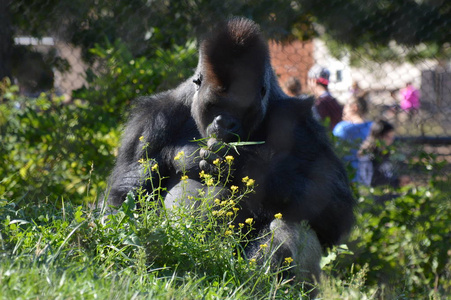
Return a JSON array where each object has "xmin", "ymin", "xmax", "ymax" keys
[{"xmin": 199, "ymin": 138, "xmax": 234, "ymax": 177}]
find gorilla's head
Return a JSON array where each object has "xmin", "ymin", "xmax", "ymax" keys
[{"xmin": 191, "ymin": 17, "xmax": 271, "ymax": 143}]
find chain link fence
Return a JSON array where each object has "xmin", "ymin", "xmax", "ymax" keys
[{"xmin": 3, "ymin": 1, "xmax": 451, "ymax": 166}]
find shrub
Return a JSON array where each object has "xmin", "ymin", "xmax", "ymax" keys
[{"xmin": 348, "ymin": 178, "xmax": 450, "ymax": 297}]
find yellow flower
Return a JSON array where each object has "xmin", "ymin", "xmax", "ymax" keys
[
  {"xmin": 233, "ymin": 207, "xmax": 240, "ymax": 212},
  {"xmin": 199, "ymin": 170, "xmax": 205, "ymax": 178},
  {"xmin": 249, "ymin": 258, "xmax": 256, "ymax": 265},
  {"xmin": 220, "ymin": 200, "xmax": 227, "ymax": 206},
  {"xmin": 205, "ymin": 178, "xmax": 214, "ymax": 186},
  {"xmin": 213, "ymin": 158, "xmax": 221, "ymax": 166},
  {"xmin": 214, "ymin": 198, "xmax": 221, "ymax": 205},
  {"xmin": 284, "ymin": 257, "xmax": 294, "ymax": 264},
  {"xmin": 181, "ymin": 175, "xmax": 188, "ymax": 181},
  {"xmin": 238, "ymin": 223, "xmax": 245, "ymax": 228},
  {"xmin": 259, "ymin": 243, "xmax": 268, "ymax": 249},
  {"xmin": 228, "ymin": 224, "xmax": 235, "ymax": 229},
  {"xmin": 245, "ymin": 218, "xmax": 253, "ymax": 225},
  {"xmin": 242, "ymin": 176, "xmax": 249, "ymax": 183},
  {"xmin": 274, "ymin": 213, "xmax": 283, "ymax": 220},
  {"xmin": 225, "ymin": 155, "xmax": 234, "ymax": 163},
  {"xmin": 230, "ymin": 185, "xmax": 238, "ymax": 192},
  {"xmin": 246, "ymin": 179, "xmax": 255, "ymax": 187},
  {"xmin": 138, "ymin": 158, "xmax": 145, "ymax": 164},
  {"xmin": 139, "ymin": 136, "xmax": 145, "ymax": 141},
  {"xmin": 226, "ymin": 211, "xmax": 233, "ymax": 217},
  {"xmin": 224, "ymin": 230, "xmax": 232, "ymax": 236},
  {"xmin": 212, "ymin": 210, "xmax": 218, "ymax": 216},
  {"xmin": 174, "ymin": 151, "xmax": 185, "ymax": 161},
  {"xmin": 229, "ymin": 200, "xmax": 235, "ymax": 206},
  {"xmin": 151, "ymin": 163, "xmax": 158, "ymax": 171}
]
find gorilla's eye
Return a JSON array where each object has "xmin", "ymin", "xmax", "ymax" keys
[
  {"xmin": 193, "ymin": 73, "xmax": 203, "ymax": 90},
  {"xmin": 260, "ymin": 86, "xmax": 267, "ymax": 97}
]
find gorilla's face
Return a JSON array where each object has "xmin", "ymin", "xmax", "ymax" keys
[
  {"xmin": 191, "ymin": 65, "xmax": 268, "ymax": 143},
  {"xmin": 190, "ymin": 18, "xmax": 271, "ymax": 143}
]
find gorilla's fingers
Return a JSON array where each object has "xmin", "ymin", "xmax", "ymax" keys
[
  {"xmin": 199, "ymin": 148, "xmax": 210, "ymax": 160},
  {"xmin": 207, "ymin": 138, "xmax": 231, "ymax": 157},
  {"xmin": 207, "ymin": 138, "xmax": 218, "ymax": 148},
  {"xmin": 200, "ymin": 148, "xmax": 222, "ymax": 163},
  {"xmin": 199, "ymin": 159, "xmax": 217, "ymax": 174}
]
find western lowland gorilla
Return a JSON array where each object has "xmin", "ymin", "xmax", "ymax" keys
[{"xmin": 106, "ymin": 17, "xmax": 355, "ymax": 284}]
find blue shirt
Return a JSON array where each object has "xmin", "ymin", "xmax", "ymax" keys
[
  {"xmin": 333, "ymin": 121, "xmax": 372, "ymax": 142},
  {"xmin": 333, "ymin": 121, "xmax": 372, "ymax": 179}
]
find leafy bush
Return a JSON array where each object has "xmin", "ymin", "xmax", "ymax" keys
[
  {"xmin": 0, "ymin": 83, "xmax": 117, "ymax": 204},
  {"xmin": 73, "ymin": 40, "xmax": 198, "ymax": 116},
  {"xmin": 348, "ymin": 174, "xmax": 450, "ymax": 297}
]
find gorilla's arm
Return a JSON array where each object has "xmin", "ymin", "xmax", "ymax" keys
[{"xmin": 106, "ymin": 92, "xmax": 197, "ymax": 207}]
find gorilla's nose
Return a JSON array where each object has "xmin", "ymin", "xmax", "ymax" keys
[
  {"xmin": 214, "ymin": 115, "xmax": 240, "ymax": 133},
  {"xmin": 211, "ymin": 115, "xmax": 241, "ymax": 142}
]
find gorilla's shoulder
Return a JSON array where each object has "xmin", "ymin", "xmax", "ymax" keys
[
  {"xmin": 130, "ymin": 79, "xmax": 195, "ymax": 114},
  {"xmin": 124, "ymin": 93, "xmax": 194, "ymax": 136},
  {"xmin": 268, "ymin": 94, "xmax": 314, "ymax": 120}
]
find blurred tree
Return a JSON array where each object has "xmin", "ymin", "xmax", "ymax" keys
[
  {"xmin": 299, "ymin": 0, "xmax": 451, "ymax": 63},
  {"xmin": 2, "ymin": 0, "xmax": 450, "ymax": 80},
  {"xmin": 0, "ymin": 0, "xmax": 13, "ymax": 80},
  {"xmin": 3, "ymin": 0, "xmax": 313, "ymax": 65},
  {"xmin": 1, "ymin": 0, "xmax": 314, "ymax": 86}
]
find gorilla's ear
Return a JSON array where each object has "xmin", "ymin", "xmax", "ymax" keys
[{"xmin": 200, "ymin": 17, "xmax": 269, "ymax": 86}]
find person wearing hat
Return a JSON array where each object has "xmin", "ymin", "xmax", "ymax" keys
[{"xmin": 307, "ymin": 64, "xmax": 343, "ymax": 130}]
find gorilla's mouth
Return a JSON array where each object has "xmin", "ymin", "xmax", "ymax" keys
[
  {"xmin": 208, "ymin": 128, "xmax": 241, "ymax": 144},
  {"xmin": 206, "ymin": 114, "xmax": 243, "ymax": 143}
]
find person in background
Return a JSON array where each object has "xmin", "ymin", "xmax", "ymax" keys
[
  {"xmin": 357, "ymin": 119, "xmax": 411, "ymax": 188},
  {"xmin": 399, "ymin": 82, "xmax": 420, "ymax": 117},
  {"xmin": 307, "ymin": 64, "xmax": 343, "ymax": 130},
  {"xmin": 284, "ymin": 76, "xmax": 302, "ymax": 97},
  {"xmin": 349, "ymin": 81, "xmax": 363, "ymax": 97},
  {"xmin": 333, "ymin": 95, "xmax": 373, "ymax": 179}
]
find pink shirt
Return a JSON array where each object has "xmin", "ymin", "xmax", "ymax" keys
[{"xmin": 400, "ymin": 85, "xmax": 420, "ymax": 111}]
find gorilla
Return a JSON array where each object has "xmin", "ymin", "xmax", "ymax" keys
[{"xmin": 106, "ymin": 17, "xmax": 355, "ymax": 285}]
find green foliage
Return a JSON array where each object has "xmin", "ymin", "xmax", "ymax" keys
[
  {"xmin": 73, "ymin": 39, "xmax": 198, "ymax": 116},
  {"xmin": 349, "ymin": 182, "xmax": 451, "ymax": 298},
  {"xmin": 0, "ymin": 84, "xmax": 116, "ymax": 204}
]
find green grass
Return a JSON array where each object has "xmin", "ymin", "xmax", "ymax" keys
[
  {"xmin": 0, "ymin": 187, "xmax": 371, "ymax": 300},
  {"xmin": 1, "ymin": 172, "xmax": 449, "ymax": 299}
]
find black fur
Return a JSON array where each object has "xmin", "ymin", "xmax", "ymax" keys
[{"xmin": 106, "ymin": 17, "xmax": 355, "ymax": 283}]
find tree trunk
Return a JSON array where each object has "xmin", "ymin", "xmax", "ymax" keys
[{"xmin": 0, "ymin": 0, "xmax": 13, "ymax": 81}]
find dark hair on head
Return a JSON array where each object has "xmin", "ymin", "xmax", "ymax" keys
[
  {"xmin": 358, "ymin": 119, "xmax": 395, "ymax": 156},
  {"xmin": 285, "ymin": 77, "xmax": 302, "ymax": 96},
  {"xmin": 200, "ymin": 17, "xmax": 268, "ymax": 87},
  {"xmin": 348, "ymin": 95, "xmax": 369, "ymax": 116},
  {"xmin": 369, "ymin": 119, "xmax": 394, "ymax": 139}
]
